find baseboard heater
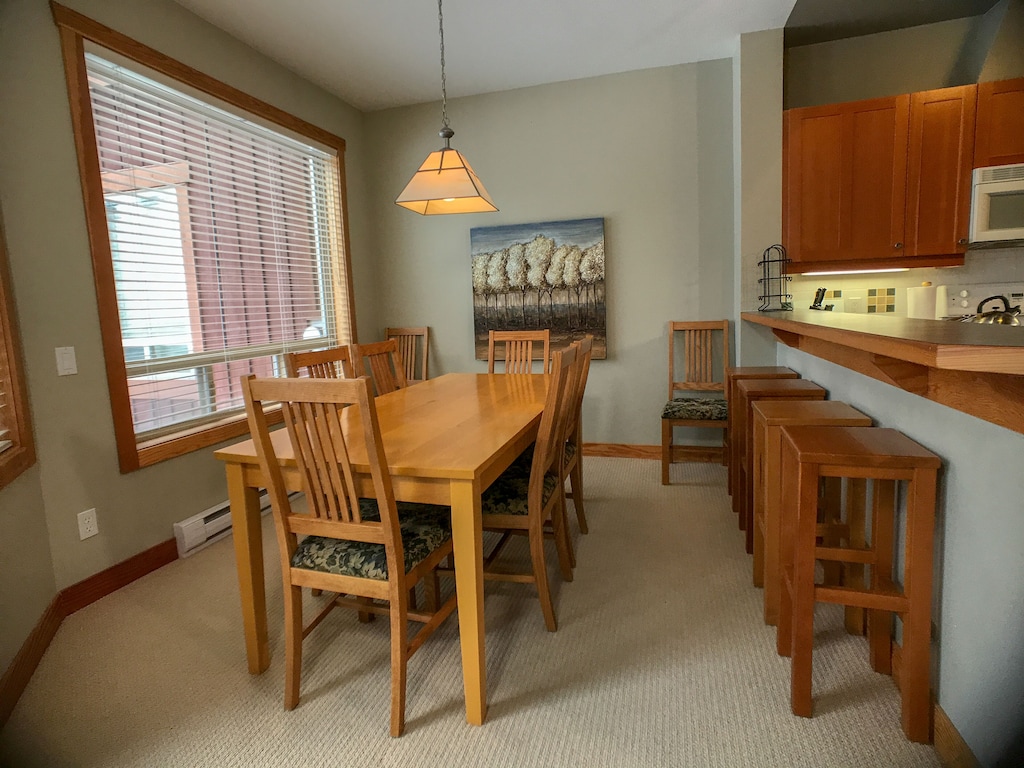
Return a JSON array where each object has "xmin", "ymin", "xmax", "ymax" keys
[{"xmin": 173, "ymin": 491, "xmax": 281, "ymax": 558}]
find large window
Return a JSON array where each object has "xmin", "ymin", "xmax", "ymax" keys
[
  {"xmin": 54, "ymin": 5, "xmax": 355, "ymax": 471},
  {"xmin": 0, "ymin": 212, "xmax": 35, "ymax": 490}
]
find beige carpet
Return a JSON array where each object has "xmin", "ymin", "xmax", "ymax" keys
[{"xmin": 0, "ymin": 458, "xmax": 941, "ymax": 767}]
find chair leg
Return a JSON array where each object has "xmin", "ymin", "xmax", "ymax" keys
[
  {"xmin": 423, "ymin": 570, "xmax": 441, "ymax": 613},
  {"xmin": 389, "ymin": 592, "xmax": 409, "ymax": 737},
  {"xmin": 569, "ymin": 458, "xmax": 589, "ymax": 534},
  {"xmin": 283, "ymin": 583, "xmax": 303, "ymax": 710},
  {"xmin": 357, "ymin": 595, "xmax": 375, "ymax": 623},
  {"xmin": 661, "ymin": 419, "xmax": 672, "ymax": 485},
  {"xmin": 550, "ymin": 498, "xmax": 574, "ymax": 582},
  {"xmin": 530, "ymin": 521, "xmax": 558, "ymax": 632}
]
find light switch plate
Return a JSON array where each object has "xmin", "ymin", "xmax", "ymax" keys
[{"xmin": 55, "ymin": 346, "xmax": 78, "ymax": 376}]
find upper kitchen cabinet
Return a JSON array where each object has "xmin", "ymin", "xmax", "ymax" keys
[
  {"xmin": 784, "ymin": 95, "xmax": 909, "ymax": 269},
  {"xmin": 974, "ymin": 77, "xmax": 1024, "ymax": 168},
  {"xmin": 784, "ymin": 85, "xmax": 976, "ymax": 273},
  {"xmin": 905, "ymin": 85, "xmax": 977, "ymax": 258}
]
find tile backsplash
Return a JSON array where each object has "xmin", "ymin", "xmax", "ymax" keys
[{"xmin": 787, "ymin": 246, "xmax": 1024, "ymax": 316}]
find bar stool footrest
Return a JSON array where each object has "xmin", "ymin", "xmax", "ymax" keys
[{"xmin": 815, "ymin": 580, "xmax": 908, "ymax": 612}]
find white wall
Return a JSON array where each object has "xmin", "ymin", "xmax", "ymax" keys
[
  {"xmin": 733, "ymin": 30, "xmax": 785, "ymax": 365},
  {"xmin": 364, "ymin": 61, "xmax": 736, "ymax": 446},
  {"xmin": 776, "ymin": 347, "xmax": 1024, "ymax": 766}
]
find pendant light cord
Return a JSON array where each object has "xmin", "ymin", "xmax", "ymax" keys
[{"xmin": 438, "ymin": 0, "xmax": 451, "ymax": 136}]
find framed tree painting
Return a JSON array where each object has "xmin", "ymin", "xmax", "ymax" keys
[{"xmin": 470, "ymin": 217, "xmax": 606, "ymax": 360}]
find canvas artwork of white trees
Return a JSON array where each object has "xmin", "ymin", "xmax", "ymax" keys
[{"xmin": 470, "ymin": 217, "xmax": 606, "ymax": 360}]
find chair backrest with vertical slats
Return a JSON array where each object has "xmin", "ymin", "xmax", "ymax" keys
[
  {"xmin": 384, "ymin": 326, "xmax": 429, "ymax": 383},
  {"xmin": 565, "ymin": 334, "xmax": 594, "ymax": 442},
  {"xmin": 488, "ymin": 329, "xmax": 552, "ymax": 374},
  {"xmin": 668, "ymin": 320, "xmax": 730, "ymax": 399},
  {"xmin": 530, "ymin": 345, "xmax": 577, "ymax": 492},
  {"xmin": 241, "ymin": 375, "xmax": 402, "ymax": 571},
  {"xmin": 351, "ymin": 339, "xmax": 409, "ymax": 396},
  {"xmin": 284, "ymin": 345, "xmax": 354, "ymax": 379}
]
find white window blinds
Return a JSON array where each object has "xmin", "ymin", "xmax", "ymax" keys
[
  {"xmin": 0, "ymin": 333, "xmax": 13, "ymax": 455},
  {"xmin": 85, "ymin": 53, "xmax": 350, "ymax": 441}
]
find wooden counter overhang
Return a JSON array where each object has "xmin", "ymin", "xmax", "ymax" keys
[{"xmin": 741, "ymin": 310, "xmax": 1024, "ymax": 435}]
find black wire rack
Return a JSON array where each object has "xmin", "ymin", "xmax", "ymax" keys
[{"xmin": 757, "ymin": 244, "xmax": 793, "ymax": 312}]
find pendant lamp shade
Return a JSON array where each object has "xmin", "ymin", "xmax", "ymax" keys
[
  {"xmin": 395, "ymin": 0, "xmax": 497, "ymax": 215},
  {"xmin": 396, "ymin": 142, "xmax": 497, "ymax": 215}
]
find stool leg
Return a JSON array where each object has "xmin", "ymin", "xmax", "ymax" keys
[
  {"xmin": 776, "ymin": 444, "xmax": 798, "ymax": 656},
  {"xmin": 752, "ymin": 422, "xmax": 766, "ymax": 588},
  {"xmin": 791, "ymin": 460, "xmax": 819, "ymax": 718},
  {"xmin": 819, "ymin": 477, "xmax": 843, "ymax": 586},
  {"xmin": 844, "ymin": 478, "xmax": 868, "ymax": 635},
  {"xmin": 869, "ymin": 480, "xmax": 896, "ymax": 675},
  {"xmin": 901, "ymin": 468, "xmax": 938, "ymax": 744}
]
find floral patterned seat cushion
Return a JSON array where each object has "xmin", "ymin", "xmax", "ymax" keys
[
  {"xmin": 661, "ymin": 397, "xmax": 727, "ymax": 421},
  {"xmin": 481, "ymin": 468, "xmax": 560, "ymax": 516},
  {"xmin": 291, "ymin": 500, "xmax": 451, "ymax": 580}
]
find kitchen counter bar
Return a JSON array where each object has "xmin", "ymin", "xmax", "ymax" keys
[{"xmin": 742, "ymin": 310, "xmax": 1024, "ymax": 435}]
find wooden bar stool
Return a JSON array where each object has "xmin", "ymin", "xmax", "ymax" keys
[
  {"xmin": 777, "ymin": 425, "xmax": 941, "ymax": 744},
  {"xmin": 750, "ymin": 400, "xmax": 872, "ymax": 626},
  {"xmin": 734, "ymin": 378, "xmax": 826, "ymax": 554},
  {"xmin": 725, "ymin": 367, "xmax": 798, "ymax": 499}
]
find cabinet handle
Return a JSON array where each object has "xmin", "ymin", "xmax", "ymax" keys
[{"xmin": 894, "ymin": 242, "xmax": 903, "ymax": 249}]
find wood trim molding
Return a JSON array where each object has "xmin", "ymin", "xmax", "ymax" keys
[
  {"xmin": 0, "ymin": 596, "xmax": 63, "ymax": 726},
  {"xmin": 49, "ymin": 2, "xmax": 357, "ymax": 472},
  {"xmin": 583, "ymin": 443, "xmax": 660, "ymax": 459},
  {"xmin": 891, "ymin": 643, "xmax": 980, "ymax": 767},
  {"xmin": 0, "ymin": 538, "xmax": 177, "ymax": 727},
  {"xmin": 49, "ymin": 2, "xmax": 346, "ymax": 152},
  {"xmin": 61, "ymin": 538, "xmax": 178, "ymax": 614}
]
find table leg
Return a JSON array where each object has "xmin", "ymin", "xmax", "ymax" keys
[
  {"xmin": 226, "ymin": 463, "xmax": 270, "ymax": 674},
  {"xmin": 450, "ymin": 478, "xmax": 487, "ymax": 725}
]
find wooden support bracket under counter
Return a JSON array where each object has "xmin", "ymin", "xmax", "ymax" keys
[{"xmin": 741, "ymin": 310, "xmax": 1024, "ymax": 436}]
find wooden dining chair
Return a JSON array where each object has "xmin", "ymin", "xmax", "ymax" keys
[
  {"xmin": 351, "ymin": 339, "xmax": 409, "ymax": 396},
  {"xmin": 661, "ymin": 320, "xmax": 730, "ymax": 484},
  {"xmin": 563, "ymin": 335, "xmax": 594, "ymax": 534},
  {"xmin": 479, "ymin": 345, "xmax": 577, "ymax": 631},
  {"xmin": 283, "ymin": 345, "xmax": 354, "ymax": 379},
  {"xmin": 487, "ymin": 329, "xmax": 551, "ymax": 374},
  {"xmin": 385, "ymin": 327, "xmax": 429, "ymax": 384},
  {"xmin": 241, "ymin": 374, "xmax": 457, "ymax": 737}
]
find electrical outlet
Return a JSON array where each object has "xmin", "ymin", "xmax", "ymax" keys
[{"xmin": 78, "ymin": 508, "xmax": 99, "ymax": 540}]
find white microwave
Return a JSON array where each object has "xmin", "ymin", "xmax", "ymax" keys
[{"xmin": 970, "ymin": 163, "xmax": 1024, "ymax": 245}]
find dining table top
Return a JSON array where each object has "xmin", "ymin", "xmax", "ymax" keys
[{"xmin": 214, "ymin": 371, "xmax": 550, "ymax": 482}]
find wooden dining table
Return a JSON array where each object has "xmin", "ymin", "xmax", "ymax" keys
[{"xmin": 213, "ymin": 371, "xmax": 548, "ymax": 726}]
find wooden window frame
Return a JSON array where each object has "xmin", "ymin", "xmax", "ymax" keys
[
  {"xmin": 51, "ymin": 2, "xmax": 358, "ymax": 473},
  {"xmin": 0, "ymin": 211, "xmax": 36, "ymax": 490}
]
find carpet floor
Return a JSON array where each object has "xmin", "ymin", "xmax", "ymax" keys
[{"xmin": 0, "ymin": 458, "xmax": 941, "ymax": 767}]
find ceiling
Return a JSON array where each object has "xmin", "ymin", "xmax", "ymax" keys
[
  {"xmin": 786, "ymin": 0, "xmax": 1000, "ymax": 46},
  {"xmin": 170, "ymin": 0, "xmax": 1001, "ymax": 112}
]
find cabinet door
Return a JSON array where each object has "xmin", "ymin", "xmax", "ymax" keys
[
  {"xmin": 905, "ymin": 85, "xmax": 977, "ymax": 257},
  {"xmin": 784, "ymin": 95, "xmax": 909, "ymax": 264},
  {"xmin": 974, "ymin": 77, "xmax": 1024, "ymax": 168}
]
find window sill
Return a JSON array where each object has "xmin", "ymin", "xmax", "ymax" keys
[{"xmin": 130, "ymin": 408, "xmax": 282, "ymax": 472}]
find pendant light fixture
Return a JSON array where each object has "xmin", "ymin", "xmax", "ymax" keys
[{"xmin": 395, "ymin": 0, "xmax": 497, "ymax": 215}]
